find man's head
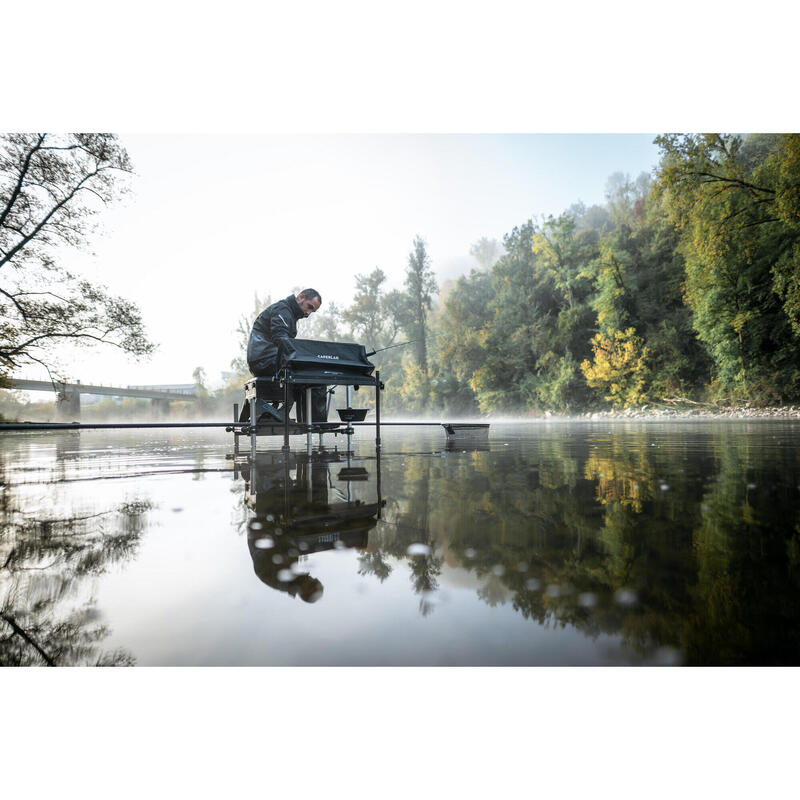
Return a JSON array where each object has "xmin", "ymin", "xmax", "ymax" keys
[{"xmin": 296, "ymin": 288, "xmax": 321, "ymax": 318}]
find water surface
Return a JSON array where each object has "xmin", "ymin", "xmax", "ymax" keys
[{"xmin": 2, "ymin": 421, "xmax": 799, "ymax": 665}]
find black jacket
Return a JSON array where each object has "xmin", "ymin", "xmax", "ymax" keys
[{"xmin": 247, "ymin": 295, "xmax": 305, "ymax": 376}]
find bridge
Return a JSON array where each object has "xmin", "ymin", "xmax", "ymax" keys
[{"xmin": 6, "ymin": 379, "xmax": 198, "ymax": 419}]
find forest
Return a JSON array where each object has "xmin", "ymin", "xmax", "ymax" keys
[{"xmin": 258, "ymin": 132, "xmax": 799, "ymax": 416}]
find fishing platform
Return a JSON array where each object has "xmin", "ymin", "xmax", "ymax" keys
[
  {"xmin": 0, "ymin": 338, "xmax": 490, "ymax": 448},
  {"xmin": 233, "ymin": 339, "xmax": 488, "ymax": 454}
]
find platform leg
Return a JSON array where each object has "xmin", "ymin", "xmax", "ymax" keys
[
  {"xmin": 282, "ymin": 379, "xmax": 290, "ymax": 452},
  {"xmin": 249, "ymin": 397, "xmax": 257, "ymax": 459},
  {"xmin": 376, "ymin": 445, "xmax": 382, "ymax": 518},
  {"xmin": 375, "ymin": 370, "xmax": 381, "ymax": 450},
  {"xmin": 306, "ymin": 387, "xmax": 313, "ymax": 454}
]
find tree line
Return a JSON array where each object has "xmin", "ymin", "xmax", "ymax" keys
[{"xmin": 225, "ymin": 133, "xmax": 800, "ymax": 415}]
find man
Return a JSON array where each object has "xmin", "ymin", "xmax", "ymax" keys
[{"xmin": 246, "ymin": 289, "xmax": 325, "ymax": 423}]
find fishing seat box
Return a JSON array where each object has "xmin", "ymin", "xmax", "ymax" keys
[
  {"xmin": 240, "ymin": 377, "xmax": 285, "ymax": 423},
  {"xmin": 240, "ymin": 376, "xmax": 329, "ymax": 424}
]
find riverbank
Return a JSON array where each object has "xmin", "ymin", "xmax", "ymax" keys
[{"xmin": 562, "ymin": 404, "xmax": 800, "ymax": 420}]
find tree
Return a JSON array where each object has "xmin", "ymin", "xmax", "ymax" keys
[
  {"xmin": 0, "ymin": 133, "xmax": 154, "ymax": 379},
  {"xmin": 343, "ymin": 268, "xmax": 392, "ymax": 350},
  {"xmin": 403, "ymin": 235, "xmax": 437, "ymax": 377},
  {"xmin": 655, "ymin": 133, "xmax": 800, "ymax": 403},
  {"xmin": 469, "ymin": 236, "xmax": 501, "ymax": 271},
  {"xmin": 581, "ymin": 327, "xmax": 649, "ymax": 408}
]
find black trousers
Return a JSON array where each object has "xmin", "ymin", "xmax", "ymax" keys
[{"xmin": 249, "ymin": 361, "xmax": 328, "ymax": 423}]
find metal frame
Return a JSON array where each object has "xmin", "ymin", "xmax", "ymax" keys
[{"xmin": 242, "ymin": 369, "xmax": 383, "ymax": 455}]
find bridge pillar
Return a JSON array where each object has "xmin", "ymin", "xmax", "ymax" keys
[
  {"xmin": 152, "ymin": 399, "xmax": 171, "ymax": 418},
  {"xmin": 56, "ymin": 388, "xmax": 81, "ymax": 420}
]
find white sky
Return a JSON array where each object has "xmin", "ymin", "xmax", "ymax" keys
[{"xmin": 42, "ymin": 133, "xmax": 661, "ymax": 388}]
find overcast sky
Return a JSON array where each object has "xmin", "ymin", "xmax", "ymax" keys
[{"xmin": 42, "ymin": 133, "xmax": 661, "ymax": 388}]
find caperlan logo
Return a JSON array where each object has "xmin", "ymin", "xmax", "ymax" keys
[{"xmin": 317, "ymin": 354, "xmax": 339, "ymax": 359}]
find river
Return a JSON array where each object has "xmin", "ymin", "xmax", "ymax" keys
[{"xmin": 2, "ymin": 420, "xmax": 799, "ymax": 666}]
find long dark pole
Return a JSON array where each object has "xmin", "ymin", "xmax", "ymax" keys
[
  {"xmin": 0, "ymin": 422, "xmax": 247, "ymax": 431},
  {"xmin": 283, "ymin": 376, "xmax": 290, "ymax": 452},
  {"xmin": 375, "ymin": 370, "xmax": 381, "ymax": 450}
]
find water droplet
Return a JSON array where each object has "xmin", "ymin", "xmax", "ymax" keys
[
  {"xmin": 660, "ymin": 483, "xmax": 669, "ymax": 491},
  {"xmin": 298, "ymin": 542, "xmax": 309, "ymax": 551},
  {"xmin": 271, "ymin": 553, "xmax": 284, "ymax": 565},
  {"xmin": 526, "ymin": 578, "xmax": 541, "ymax": 591},
  {"xmin": 407, "ymin": 543, "xmax": 431, "ymax": 556},
  {"xmin": 290, "ymin": 562, "xmax": 307, "ymax": 576},
  {"xmin": 747, "ymin": 483, "xmax": 756, "ymax": 489},
  {"xmin": 266, "ymin": 514, "xmax": 274, "ymax": 522},
  {"xmin": 578, "ymin": 592, "xmax": 598, "ymax": 608},
  {"xmin": 614, "ymin": 588, "xmax": 638, "ymax": 607},
  {"xmin": 492, "ymin": 564, "xmax": 505, "ymax": 577},
  {"xmin": 277, "ymin": 569, "xmax": 293, "ymax": 582},
  {"xmin": 465, "ymin": 548, "xmax": 476, "ymax": 559},
  {"xmin": 515, "ymin": 561, "xmax": 528, "ymax": 572},
  {"xmin": 250, "ymin": 520, "xmax": 263, "ymax": 530},
  {"xmin": 652, "ymin": 647, "xmax": 682, "ymax": 666},
  {"xmin": 546, "ymin": 584, "xmax": 561, "ymax": 598},
  {"xmin": 253, "ymin": 536, "xmax": 274, "ymax": 550}
]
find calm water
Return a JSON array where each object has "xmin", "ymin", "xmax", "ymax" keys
[{"xmin": 2, "ymin": 421, "xmax": 800, "ymax": 666}]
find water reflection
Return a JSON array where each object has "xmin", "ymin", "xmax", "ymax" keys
[
  {"xmin": 0, "ymin": 439, "xmax": 146, "ymax": 665},
  {"xmin": 2, "ymin": 423, "xmax": 800, "ymax": 665},
  {"xmin": 237, "ymin": 450, "xmax": 384, "ymax": 603},
  {"xmin": 371, "ymin": 423, "xmax": 800, "ymax": 664}
]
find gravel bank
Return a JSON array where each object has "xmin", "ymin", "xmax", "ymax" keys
[{"xmin": 563, "ymin": 405, "xmax": 800, "ymax": 420}]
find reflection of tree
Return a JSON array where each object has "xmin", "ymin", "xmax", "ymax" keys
[
  {"xmin": 375, "ymin": 454, "xmax": 443, "ymax": 614},
  {"xmin": 372, "ymin": 426, "xmax": 800, "ymax": 664},
  {"xmin": 357, "ymin": 550, "xmax": 392, "ymax": 582},
  {"xmin": 0, "ymin": 472, "xmax": 146, "ymax": 665}
]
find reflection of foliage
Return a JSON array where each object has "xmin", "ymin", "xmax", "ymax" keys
[
  {"xmin": 373, "ymin": 426, "xmax": 800, "ymax": 664},
  {"xmin": 409, "ymin": 553, "xmax": 442, "ymax": 596},
  {"xmin": 358, "ymin": 549, "xmax": 393, "ymax": 582},
  {"xmin": 0, "ymin": 489, "xmax": 147, "ymax": 666}
]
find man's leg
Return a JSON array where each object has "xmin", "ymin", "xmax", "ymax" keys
[{"xmin": 294, "ymin": 385, "xmax": 328, "ymax": 423}]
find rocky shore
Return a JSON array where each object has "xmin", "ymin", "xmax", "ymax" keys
[{"xmin": 565, "ymin": 405, "xmax": 800, "ymax": 420}]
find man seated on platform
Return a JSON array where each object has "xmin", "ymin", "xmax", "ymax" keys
[{"xmin": 246, "ymin": 289, "xmax": 327, "ymax": 424}]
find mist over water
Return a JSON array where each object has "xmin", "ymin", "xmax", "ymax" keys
[{"xmin": 2, "ymin": 420, "xmax": 799, "ymax": 666}]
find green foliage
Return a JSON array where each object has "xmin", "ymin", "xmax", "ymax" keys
[
  {"xmin": 655, "ymin": 133, "xmax": 800, "ymax": 403},
  {"xmin": 403, "ymin": 236, "xmax": 437, "ymax": 377}
]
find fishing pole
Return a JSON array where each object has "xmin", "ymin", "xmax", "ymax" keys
[{"xmin": 365, "ymin": 339, "xmax": 419, "ymax": 357}]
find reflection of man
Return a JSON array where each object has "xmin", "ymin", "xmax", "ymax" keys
[
  {"xmin": 242, "ymin": 452, "xmax": 379, "ymax": 604},
  {"xmin": 246, "ymin": 289, "xmax": 326, "ymax": 423},
  {"xmin": 247, "ymin": 528, "xmax": 325, "ymax": 603}
]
